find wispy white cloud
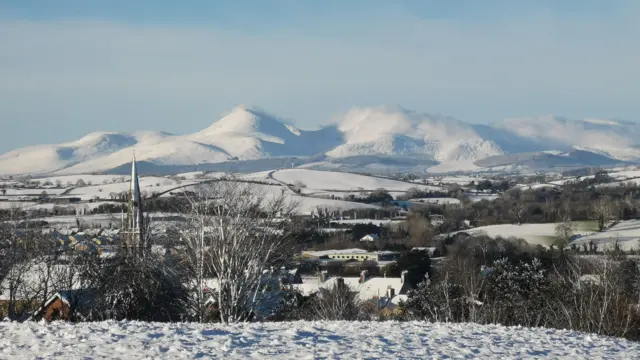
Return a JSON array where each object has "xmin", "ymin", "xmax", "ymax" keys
[{"xmin": 1, "ymin": 3, "xmax": 640, "ymax": 151}]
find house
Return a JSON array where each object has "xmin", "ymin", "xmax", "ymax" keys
[
  {"xmin": 294, "ymin": 271, "xmax": 411, "ymax": 307},
  {"xmin": 303, "ymin": 249, "xmax": 401, "ymax": 263},
  {"xmin": 359, "ymin": 234, "xmax": 380, "ymax": 242},
  {"xmin": 29, "ymin": 289, "xmax": 95, "ymax": 322},
  {"xmin": 195, "ymin": 267, "xmax": 303, "ymax": 320},
  {"xmin": 0, "ymin": 262, "xmax": 82, "ymax": 319}
]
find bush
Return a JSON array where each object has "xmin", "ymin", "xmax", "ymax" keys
[{"xmin": 79, "ymin": 255, "xmax": 189, "ymax": 322}]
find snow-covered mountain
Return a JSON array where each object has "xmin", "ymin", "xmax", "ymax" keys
[
  {"xmin": 0, "ymin": 131, "xmax": 168, "ymax": 175},
  {"xmin": 187, "ymin": 106, "xmax": 342, "ymax": 159},
  {"xmin": 0, "ymin": 105, "xmax": 638, "ymax": 176},
  {"xmin": 327, "ymin": 106, "xmax": 503, "ymax": 163}
]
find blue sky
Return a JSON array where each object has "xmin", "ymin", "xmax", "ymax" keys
[{"xmin": 1, "ymin": 0, "xmax": 639, "ymax": 152}]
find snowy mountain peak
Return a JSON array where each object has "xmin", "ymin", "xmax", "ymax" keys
[
  {"xmin": 200, "ymin": 106, "xmax": 301, "ymax": 138},
  {"xmin": 335, "ymin": 106, "xmax": 481, "ymax": 143},
  {"xmin": 327, "ymin": 106, "xmax": 502, "ymax": 164}
]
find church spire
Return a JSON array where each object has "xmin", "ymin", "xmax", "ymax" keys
[
  {"xmin": 130, "ymin": 152, "xmax": 140, "ymax": 209},
  {"xmin": 121, "ymin": 151, "xmax": 145, "ymax": 257}
]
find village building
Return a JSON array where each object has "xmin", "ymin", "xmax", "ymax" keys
[
  {"xmin": 294, "ymin": 270, "xmax": 411, "ymax": 311},
  {"xmin": 29, "ymin": 289, "xmax": 95, "ymax": 322},
  {"xmin": 303, "ymin": 248, "xmax": 401, "ymax": 263}
]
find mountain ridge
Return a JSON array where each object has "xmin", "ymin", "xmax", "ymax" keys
[{"xmin": 0, "ymin": 105, "xmax": 637, "ymax": 175}]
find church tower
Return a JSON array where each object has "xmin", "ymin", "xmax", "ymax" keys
[{"xmin": 120, "ymin": 153, "xmax": 146, "ymax": 257}]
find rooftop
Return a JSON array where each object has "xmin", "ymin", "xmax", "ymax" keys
[{"xmin": 303, "ymin": 249, "xmax": 401, "ymax": 258}]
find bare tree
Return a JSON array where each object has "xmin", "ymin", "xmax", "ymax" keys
[
  {"xmin": 311, "ymin": 280, "xmax": 363, "ymax": 321},
  {"xmin": 543, "ymin": 195, "xmax": 557, "ymax": 222},
  {"xmin": 591, "ymin": 196, "xmax": 613, "ymax": 231},
  {"xmin": 0, "ymin": 209, "xmax": 62, "ymax": 320},
  {"xmin": 406, "ymin": 212, "xmax": 434, "ymax": 247},
  {"xmin": 179, "ymin": 181, "xmax": 299, "ymax": 323},
  {"xmin": 622, "ymin": 193, "xmax": 636, "ymax": 217},
  {"xmin": 509, "ymin": 201, "xmax": 527, "ymax": 225},
  {"xmin": 314, "ymin": 207, "xmax": 335, "ymax": 229},
  {"xmin": 554, "ymin": 218, "xmax": 574, "ymax": 250}
]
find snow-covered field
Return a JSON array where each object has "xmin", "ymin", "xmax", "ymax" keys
[
  {"xmin": 1, "ymin": 171, "xmax": 385, "ymax": 217},
  {"xmin": 33, "ymin": 174, "xmax": 129, "ymax": 186},
  {"xmin": 447, "ymin": 221, "xmax": 598, "ymax": 246},
  {"xmin": 0, "ymin": 201, "xmax": 37, "ymax": 209},
  {"xmin": 1, "ymin": 321, "xmax": 637, "ymax": 359},
  {"xmin": 467, "ymin": 193, "xmax": 500, "ymax": 202},
  {"xmin": 68, "ymin": 176, "xmax": 195, "ymax": 200},
  {"xmin": 1, "ymin": 187, "xmax": 68, "ymax": 196},
  {"xmin": 272, "ymin": 169, "xmax": 443, "ymax": 193},
  {"xmin": 572, "ymin": 220, "xmax": 640, "ymax": 251},
  {"xmin": 426, "ymin": 175, "xmax": 487, "ymax": 186},
  {"xmin": 284, "ymin": 194, "xmax": 379, "ymax": 215}
]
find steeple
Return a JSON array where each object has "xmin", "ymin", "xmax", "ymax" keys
[{"xmin": 121, "ymin": 152, "xmax": 146, "ymax": 257}]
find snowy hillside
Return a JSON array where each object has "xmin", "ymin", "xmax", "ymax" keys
[
  {"xmin": 271, "ymin": 169, "xmax": 444, "ymax": 193},
  {"xmin": 187, "ymin": 105, "xmax": 342, "ymax": 159},
  {"xmin": 1, "ymin": 321, "xmax": 637, "ymax": 359},
  {"xmin": 1, "ymin": 104, "xmax": 640, "ymax": 176},
  {"xmin": 327, "ymin": 106, "xmax": 503, "ymax": 163},
  {"xmin": 0, "ymin": 131, "xmax": 166, "ymax": 175},
  {"xmin": 444, "ymin": 221, "xmax": 598, "ymax": 246}
]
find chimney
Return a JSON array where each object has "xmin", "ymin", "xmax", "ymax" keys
[
  {"xmin": 401, "ymin": 270, "xmax": 408, "ymax": 284},
  {"xmin": 319, "ymin": 270, "xmax": 328, "ymax": 283},
  {"xmin": 337, "ymin": 277, "xmax": 345, "ymax": 288},
  {"xmin": 387, "ymin": 286, "xmax": 395, "ymax": 299}
]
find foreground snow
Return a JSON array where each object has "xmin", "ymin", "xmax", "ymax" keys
[{"xmin": 1, "ymin": 321, "xmax": 637, "ymax": 359}]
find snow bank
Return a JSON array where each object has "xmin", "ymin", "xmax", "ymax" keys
[{"xmin": 1, "ymin": 321, "xmax": 636, "ymax": 359}]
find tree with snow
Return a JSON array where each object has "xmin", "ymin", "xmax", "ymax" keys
[
  {"xmin": 554, "ymin": 218, "xmax": 574, "ymax": 250},
  {"xmin": 591, "ymin": 196, "xmax": 614, "ymax": 231},
  {"xmin": 179, "ymin": 180, "xmax": 299, "ymax": 323}
]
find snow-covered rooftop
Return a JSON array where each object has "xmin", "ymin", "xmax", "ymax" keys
[
  {"xmin": 294, "ymin": 276, "xmax": 405, "ymax": 302},
  {"xmin": 303, "ymin": 248, "xmax": 370, "ymax": 257}
]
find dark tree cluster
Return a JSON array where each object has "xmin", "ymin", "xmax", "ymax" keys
[{"xmin": 401, "ymin": 235, "xmax": 640, "ymax": 341}]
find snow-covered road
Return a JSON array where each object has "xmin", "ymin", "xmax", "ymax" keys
[{"xmin": 1, "ymin": 320, "xmax": 638, "ymax": 359}]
